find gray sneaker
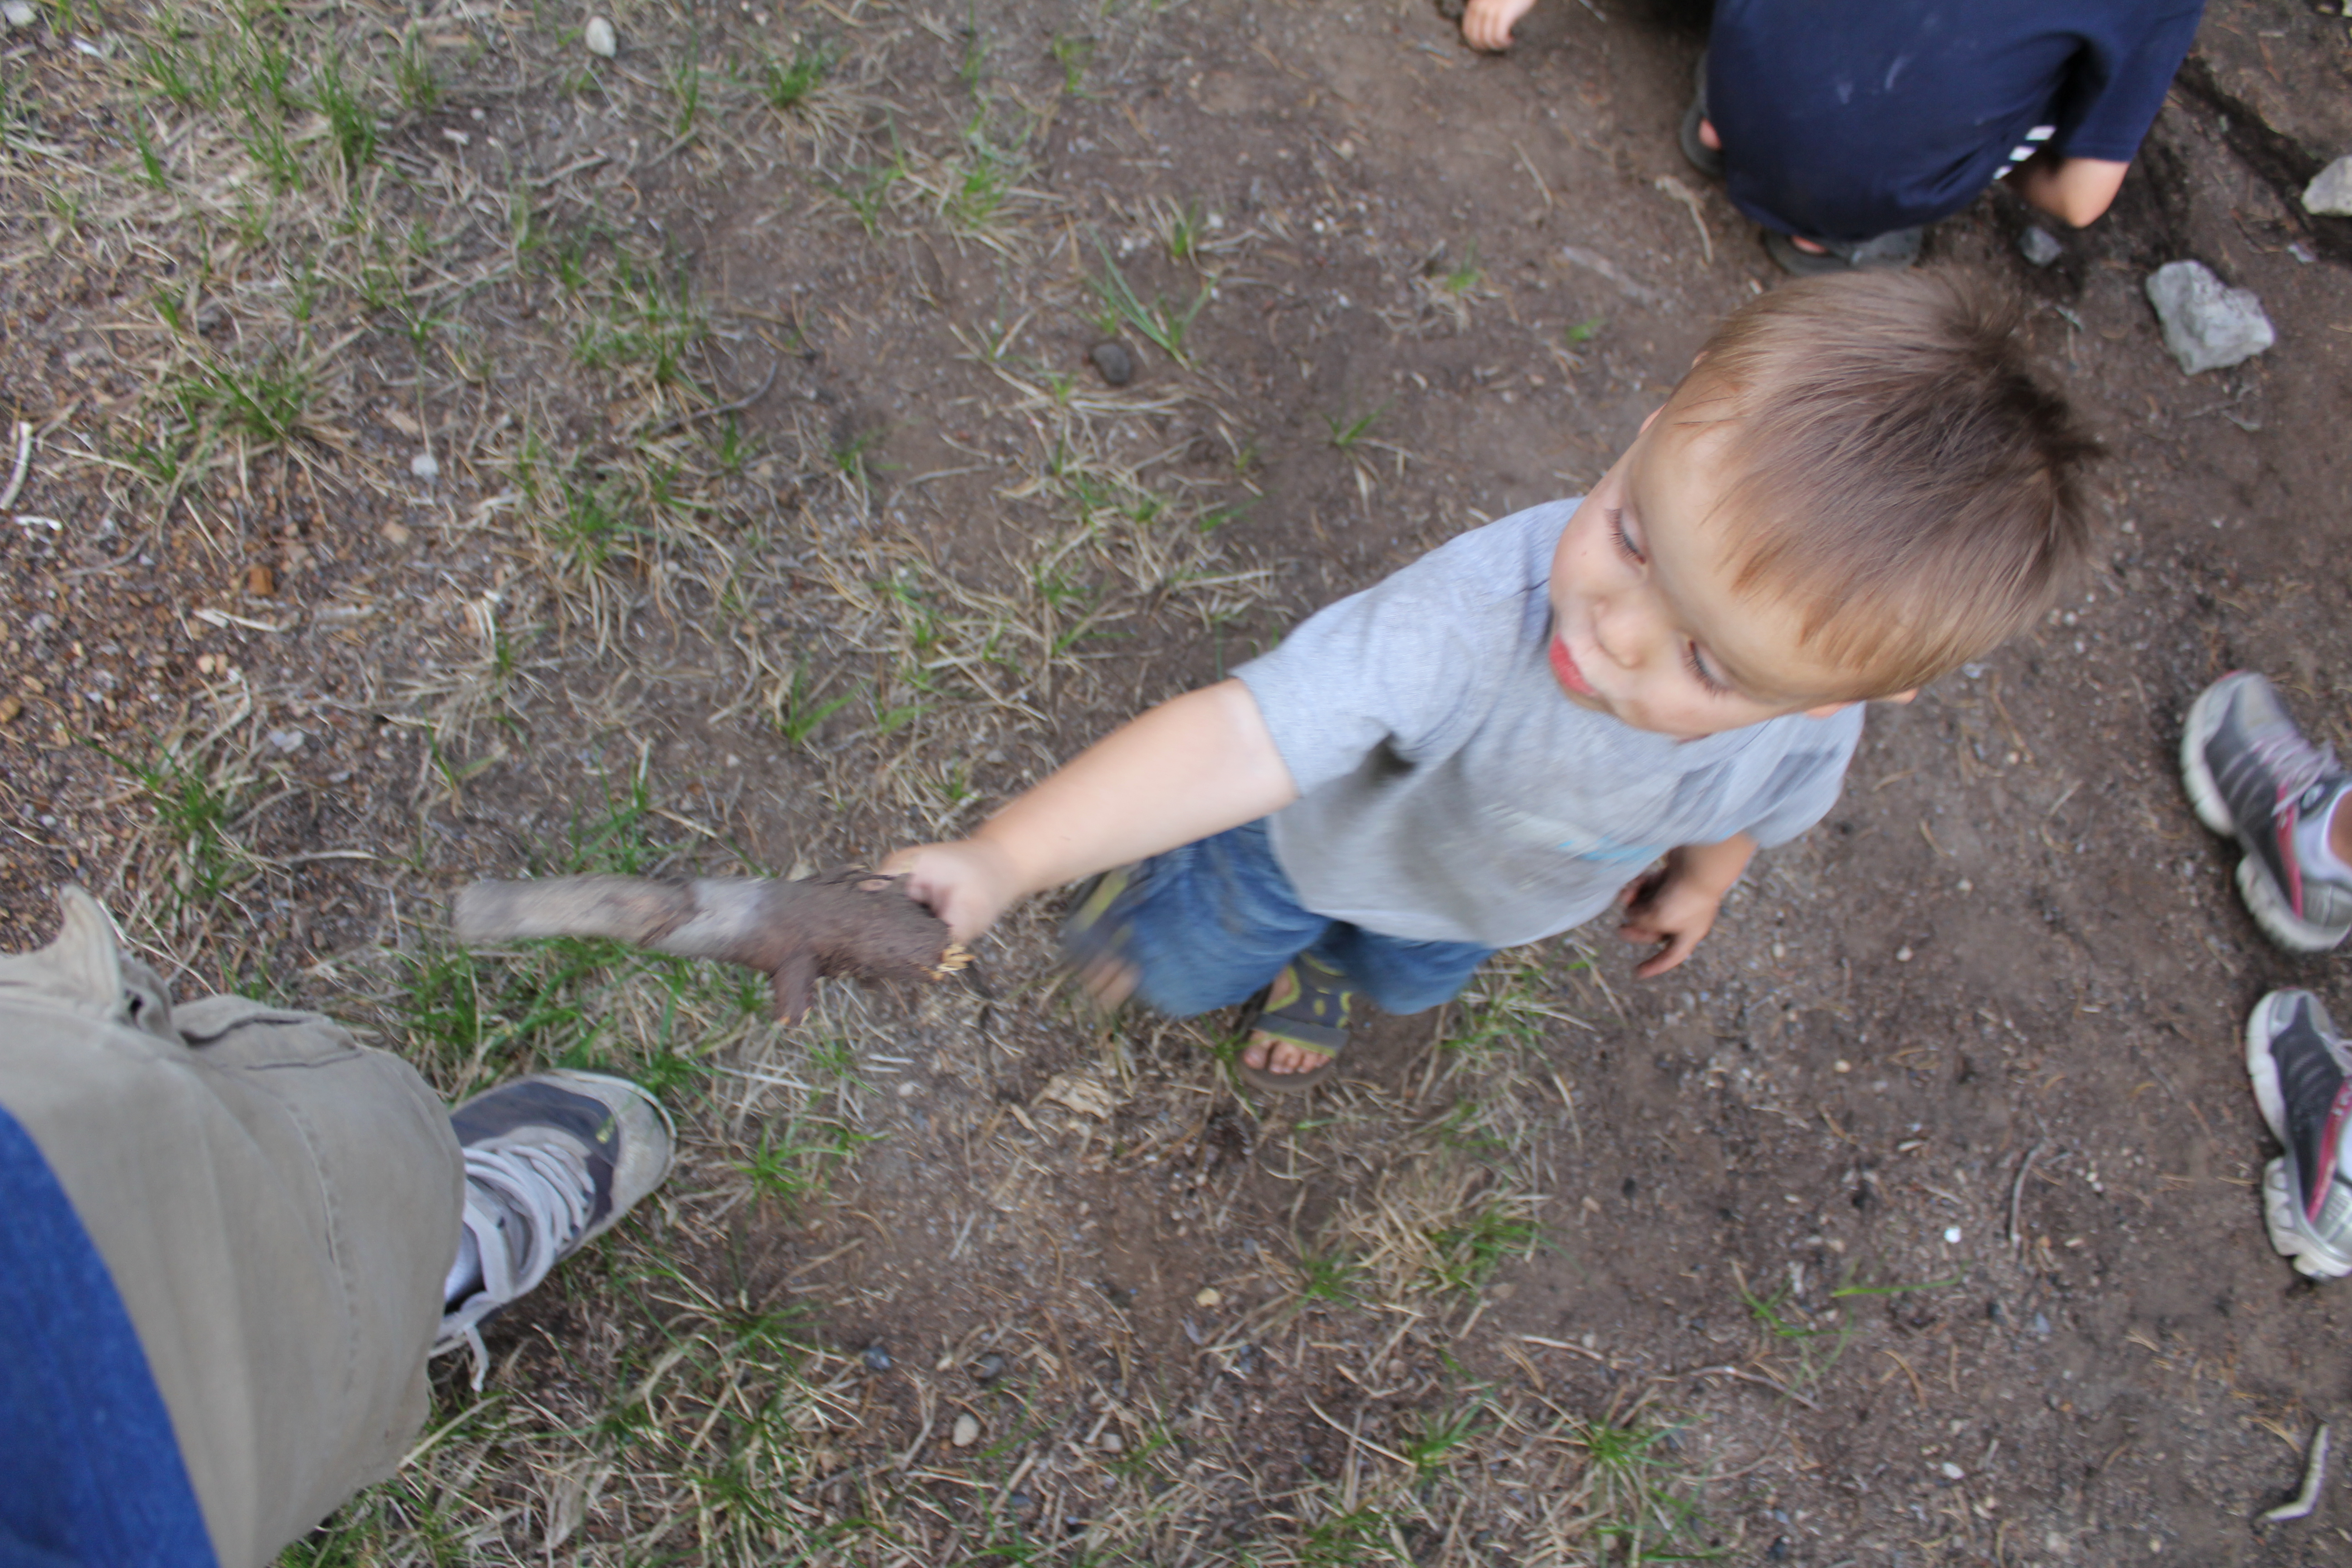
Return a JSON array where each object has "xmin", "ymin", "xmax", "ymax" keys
[
  {"xmin": 435, "ymin": 1070, "xmax": 676, "ymax": 1371},
  {"xmin": 2181, "ymin": 671, "xmax": 2352, "ymax": 952},
  {"xmin": 2247, "ymin": 990, "xmax": 2352, "ymax": 1279}
]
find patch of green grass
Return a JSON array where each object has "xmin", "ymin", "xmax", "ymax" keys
[
  {"xmin": 774, "ymin": 661, "xmax": 862, "ymax": 746},
  {"xmin": 1435, "ymin": 243, "xmax": 1482, "ymax": 297},
  {"xmin": 1324, "ymin": 400, "xmax": 1389, "ymax": 451},
  {"xmin": 391, "ymin": 26, "xmax": 441, "ymax": 113},
  {"xmin": 1048, "ymin": 31, "xmax": 1093, "ymax": 93},
  {"xmin": 173, "ymin": 348, "xmax": 318, "ymax": 446},
  {"xmin": 827, "ymin": 156, "xmax": 903, "ymax": 235},
  {"xmin": 1402, "ymin": 1400, "xmax": 1487, "ymax": 1482},
  {"xmin": 758, "ymin": 38, "xmax": 831, "ymax": 110},
  {"xmin": 1293, "ymin": 1247, "xmax": 1362, "ymax": 1307},
  {"xmin": 309, "ymin": 52, "xmax": 377, "ymax": 175},
  {"xmin": 97, "ymin": 737, "xmax": 247, "ymax": 907},
  {"xmin": 1571, "ymin": 1411, "xmax": 1717, "ymax": 1563},
  {"xmin": 1564, "ymin": 314, "xmax": 1604, "ymax": 345},
  {"xmin": 737, "ymin": 1119, "xmax": 879, "ymax": 1207},
  {"xmin": 667, "ymin": 51, "xmax": 703, "ymax": 137},
  {"xmin": 1298, "ymin": 1505, "xmax": 1388, "ymax": 1566},
  {"xmin": 1090, "ymin": 241, "xmax": 1210, "ymax": 365},
  {"xmin": 1422, "ymin": 1201, "xmax": 1542, "ymax": 1298}
]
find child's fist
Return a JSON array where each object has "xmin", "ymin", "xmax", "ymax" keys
[
  {"xmin": 1460, "ymin": 0, "xmax": 1537, "ymax": 52},
  {"xmin": 879, "ymin": 839, "xmax": 1022, "ymax": 945}
]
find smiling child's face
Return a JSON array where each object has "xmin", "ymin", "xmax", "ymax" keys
[{"xmin": 1546, "ymin": 397, "xmax": 1877, "ymax": 740}]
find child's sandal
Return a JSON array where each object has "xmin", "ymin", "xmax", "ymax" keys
[{"xmin": 1235, "ymin": 954, "xmax": 1355, "ymax": 1095}]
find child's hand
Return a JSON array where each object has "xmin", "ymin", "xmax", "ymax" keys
[
  {"xmin": 880, "ymin": 839, "xmax": 1022, "ymax": 945},
  {"xmin": 1617, "ymin": 836, "xmax": 1756, "ymax": 978},
  {"xmin": 1460, "ymin": 0, "xmax": 1537, "ymax": 51}
]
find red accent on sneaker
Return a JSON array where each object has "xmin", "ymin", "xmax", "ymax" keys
[
  {"xmin": 2278, "ymin": 791, "xmax": 2305, "ymax": 918},
  {"xmin": 2313, "ymin": 1079, "xmax": 2352, "ymax": 1222}
]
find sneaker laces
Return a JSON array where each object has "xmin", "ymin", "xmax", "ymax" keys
[
  {"xmin": 438, "ymin": 1138, "xmax": 595, "ymax": 1388},
  {"xmin": 2241, "ymin": 724, "xmax": 2342, "ymax": 819}
]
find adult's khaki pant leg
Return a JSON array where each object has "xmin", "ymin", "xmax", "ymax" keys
[{"xmin": 0, "ymin": 890, "xmax": 464, "ymax": 1568}]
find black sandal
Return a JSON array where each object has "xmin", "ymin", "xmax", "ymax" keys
[{"xmin": 1235, "ymin": 954, "xmax": 1355, "ymax": 1095}]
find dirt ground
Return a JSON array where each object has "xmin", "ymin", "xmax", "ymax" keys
[{"xmin": 7, "ymin": 0, "xmax": 2352, "ymax": 1560}]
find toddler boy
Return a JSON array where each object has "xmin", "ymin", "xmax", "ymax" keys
[{"xmin": 887, "ymin": 273, "xmax": 2094, "ymax": 1090}]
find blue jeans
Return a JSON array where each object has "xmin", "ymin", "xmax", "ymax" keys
[{"xmin": 1110, "ymin": 820, "xmax": 1494, "ymax": 1019}]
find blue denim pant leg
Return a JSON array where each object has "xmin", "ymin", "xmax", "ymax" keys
[{"xmin": 1117, "ymin": 819, "xmax": 1494, "ymax": 1020}]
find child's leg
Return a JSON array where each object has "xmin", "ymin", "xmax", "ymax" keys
[
  {"xmin": 1310, "ymin": 926, "xmax": 1496, "ymax": 1017},
  {"xmin": 1072, "ymin": 818, "xmax": 1332, "ymax": 1017}
]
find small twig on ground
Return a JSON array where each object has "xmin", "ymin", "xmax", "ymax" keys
[
  {"xmin": 1651, "ymin": 176, "xmax": 1713, "ymax": 265},
  {"xmin": 2260, "ymin": 1421, "xmax": 2330, "ymax": 1524},
  {"xmin": 1672, "ymin": 1364, "xmax": 1822, "ymax": 1411},
  {"xmin": 644, "ymin": 358, "xmax": 780, "ymax": 438},
  {"xmin": 0, "ymin": 421, "xmax": 30, "ymax": 510},
  {"xmin": 2009, "ymin": 1138, "xmax": 2046, "ymax": 1248}
]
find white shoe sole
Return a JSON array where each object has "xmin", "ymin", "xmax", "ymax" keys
[{"xmin": 2246, "ymin": 994, "xmax": 2352, "ymax": 1279}]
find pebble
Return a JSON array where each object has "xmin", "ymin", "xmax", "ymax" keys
[
  {"xmin": 266, "ymin": 728, "xmax": 306, "ymax": 753},
  {"xmin": 1939, "ymin": 1462, "xmax": 1965, "ymax": 1481},
  {"xmin": 1088, "ymin": 341, "xmax": 1134, "ymax": 387},
  {"xmin": 410, "ymin": 451, "xmax": 439, "ymax": 482},
  {"xmin": 380, "ymin": 521, "xmax": 412, "ymax": 546},
  {"xmin": 861, "ymin": 1343, "xmax": 891, "ymax": 1372},
  {"xmin": 951, "ymin": 1412, "xmax": 980, "ymax": 1447},
  {"xmin": 1193, "ymin": 1287, "xmax": 1222, "ymax": 1308},
  {"xmin": 583, "ymin": 15, "xmax": 617, "ymax": 56},
  {"xmin": 2018, "ymin": 226, "xmax": 2063, "ymax": 268},
  {"xmin": 2303, "ymin": 155, "xmax": 2352, "ymax": 217},
  {"xmin": 1097, "ymin": 1431, "xmax": 1123, "ymax": 1453},
  {"xmin": 1944, "ymin": 1226, "xmax": 1962, "ymax": 1244},
  {"xmin": 974, "ymin": 1351, "xmax": 1007, "ymax": 1382},
  {"xmin": 0, "ymin": 695, "xmax": 19, "ymax": 726},
  {"xmin": 2145, "ymin": 260, "xmax": 2274, "ymax": 375},
  {"xmin": 246, "ymin": 564, "xmax": 275, "ymax": 597},
  {"xmin": 1895, "ymin": 945, "xmax": 1912, "ymax": 962},
  {"xmin": 0, "ymin": 2, "xmax": 34, "ymax": 27}
]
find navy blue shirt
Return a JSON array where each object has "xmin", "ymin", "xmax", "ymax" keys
[
  {"xmin": 0, "ymin": 1104, "xmax": 217, "ymax": 1568},
  {"xmin": 1709, "ymin": 0, "xmax": 2205, "ymax": 241}
]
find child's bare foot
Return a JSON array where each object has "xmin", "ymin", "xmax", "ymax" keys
[
  {"xmin": 1460, "ymin": 0, "xmax": 1537, "ymax": 51},
  {"xmin": 1240, "ymin": 1033, "xmax": 1332, "ymax": 1077},
  {"xmin": 1698, "ymin": 116, "xmax": 1722, "ymax": 152}
]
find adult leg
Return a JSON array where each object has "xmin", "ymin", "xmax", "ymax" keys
[{"xmin": 0, "ymin": 890, "xmax": 461, "ymax": 1568}]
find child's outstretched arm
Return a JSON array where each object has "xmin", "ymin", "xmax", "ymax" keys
[
  {"xmin": 1616, "ymin": 833, "xmax": 1756, "ymax": 979},
  {"xmin": 884, "ymin": 679, "xmax": 1298, "ymax": 943}
]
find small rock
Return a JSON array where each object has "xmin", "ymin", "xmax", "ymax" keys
[
  {"xmin": 266, "ymin": 727, "xmax": 306, "ymax": 753},
  {"xmin": 245, "ymin": 564, "xmax": 275, "ymax": 597},
  {"xmin": 861, "ymin": 1343, "xmax": 892, "ymax": 1372},
  {"xmin": 1008, "ymin": 1491, "xmax": 1034, "ymax": 1511},
  {"xmin": 2145, "ymin": 260, "xmax": 2275, "ymax": 375},
  {"xmin": 974, "ymin": 1351, "xmax": 1007, "ymax": 1382},
  {"xmin": 1939, "ymin": 1462, "xmax": 1966, "ymax": 1481},
  {"xmin": 2018, "ymin": 226, "xmax": 2063, "ymax": 268},
  {"xmin": 583, "ymin": 15, "xmax": 617, "ymax": 56},
  {"xmin": 410, "ymin": 451, "xmax": 439, "ymax": 482},
  {"xmin": 0, "ymin": 695, "xmax": 20, "ymax": 725},
  {"xmin": 1096, "ymin": 1431, "xmax": 1123, "ymax": 1453},
  {"xmin": 0, "ymin": 2, "xmax": 35, "ymax": 28},
  {"xmin": 1193, "ymin": 1287, "xmax": 1222, "ymax": 1308},
  {"xmin": 2031, "ymin": 1311, "xmax": 2052, "ymax": 1337},
  {"xmin": 1088, "ymin": 341, "xmax": 1134, "ymax": 387},
  {"xmin": 196, "ymin": 653, "xmax": 217, "ymax": 676},
  {"xmin": 2303, "ymin": 155, "xmax": 2352, "ymax": 217},
  {"xmin": 951, "ymin": 1412, "xmax": 980, "ymax": 1447}
]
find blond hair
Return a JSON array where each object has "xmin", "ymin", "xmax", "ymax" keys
[{"xmin": 1677, "ymin": 271, "xmax": 2096, "ymax": 697}]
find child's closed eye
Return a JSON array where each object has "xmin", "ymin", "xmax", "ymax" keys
[
  {"xmin": 1607, "ymin": 509, "xmax": 1645, "ymax": 564},
  {"xmin": 1683, "ymin": 642, "xmax": 1734, "ymax": 696}
]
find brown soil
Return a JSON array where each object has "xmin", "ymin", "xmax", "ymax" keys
[{"xmin": 7, "ymin": 0, "xmax": 2352, "ymax": 1559}]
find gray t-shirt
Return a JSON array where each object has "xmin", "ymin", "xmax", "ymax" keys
[{"xmin": 1235, "ymin": 500, "xmax": 1865, "ymax": 948}]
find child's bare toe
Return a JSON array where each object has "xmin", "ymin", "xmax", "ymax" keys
[
  {"xmin": 1244, "ymin": 1031, "xmax": 1331, "ymax": 1076},
  {"xmin": 1078, "ymin": 956, "xmax": 1138, "ymax": 1006}
]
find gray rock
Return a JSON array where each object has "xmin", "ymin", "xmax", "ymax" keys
[
  {"xmin": 2145, "ymin": 260, "xmax": 2274, "ymax": 375},
  {"xmin": 1088, "ymin": 341, "xmax": 1134, "ymax": 387},
  {"xmin": 951, "ymin": 1413, "xmax": 980, "ymax": 1448},
  {"xmin": 2018, "ymin": 227, "xmax": 2063, "ymax": 268},
  {"xmin": 0, "ymin": 2, "xmax": 35, "ymax": 29},
  {"xmin": 2304, "ymin": 155, "xmax": 2352, "ymax": 217},
  {"xmin": 583, "ymin": 16, "xmax": 616, "ymax": 57},
  {"xmin": 409, "ymin": 451, "xmax": 439, "ymax": 482},
  {"xmin": 861, "ymin": 1343, "xmax": 892, "ymax": 1372}
]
